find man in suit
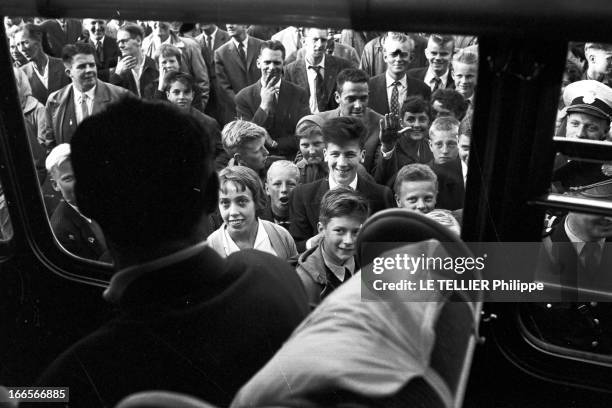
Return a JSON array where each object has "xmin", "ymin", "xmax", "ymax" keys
[
  {"xmin": 236, "ymin": 40, "xmax": 310, "ymax": 160},
  {"xmin": 532, "ymin": 179, "xmax": 612, "ymax": 354},
  {"xmin": 41, "ymin": 43, "xmax": 130, "ymax": 149},
  {"xmin": 426, "ymin": 116, "xmax": 464, "ymax": 211},
  {"xmin": 195, "ymin": 24, "xmax": 230, "ymax": 123},
  {"xmin": 360, "ymin": 32, "xmax": 428, "ymax": 78},
  {"xmin": 407, "ymin": 34, "xmax": 455, "ymax": 92},
  {"xmin": 110, "ymin": 23, "xmax": 158, "ymax": 97},
  {"xmin": 368, "ymin": 32, "xmax": 431, "ymax": 117},
  {"xmin": 215, "ymin": 24, "xmax": 264, "ymax": 124},
  {"xmin": 289, "ymin": 116, "xmax": 394, "ymax": 251},
  {"xmin": 452, "ymin": 47, "xmax": 479, "ymax": 137},
  {"xmin": 40, "ymin": 18, "xmax": 83, "ymax": 58},
  {"xmin": 142, "ymin": 21, "xmax": 210, "ymax": 109},
  {"xmin": 284, "ymin": 27, "xmax": 353, "ymax": 113},
  {"xmin": 272, "ymin": 26, "xmax": 302, "ymax": 62},
  {"xmin": 15, "ymin": 24, "xmax": 70, "ymax": 105},
  {"xmin": 285, "ymin": 40, "xmax": 360, "ymax": 68},
  {"xmin": 315, "ymin": 68, "xmax": 382, "ymax": 173},
  {"xmin": 78, "ymin": 19, "xmax": 120, "ymax": 82}
]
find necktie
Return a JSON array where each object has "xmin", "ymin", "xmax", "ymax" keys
[
  {"xmin": 310, "ymin": 66, "xmax": 325, "ymax": 111},
  {"xmin": 390, "ymin": 81, "xmax": 400, "ymax": 116},
  {"xmin": 582, "ymin": 242, "xmax": 601, "ymax": 272},
  {"xmin": 80, "ymin": 94, "xmax": 89, "ymax": 123},
  {"xmin": 95, "ymin": 40, "xmax": 104, "ymax": 64},
  {"xmin": 237, "ymin": 42, "xmax": 247, "ymax": 66},
  {"xmin": 432, "ymin": 76, "xmax": 442, "ymax": 92},
  {"xmin": 206, "ymin": 34, "xmax": 213, "ymax": 50}
]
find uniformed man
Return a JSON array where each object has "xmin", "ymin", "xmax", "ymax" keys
[{"xmin": 553, "ymin": 80, "xmax": 612, "ymax": 192}]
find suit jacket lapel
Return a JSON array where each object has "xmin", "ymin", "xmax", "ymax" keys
[
  {"xmin": 92, "ymin": 81, "xmax": 110, "ymax": 115},
  {"xmin": 311, "ymin": 178, "xmax": 330, "ymax": 223},
  {"xmin": 294, "ymin": 62, "xmax": 309, "ymax": 96},
  {"xmin": 230, "ymin": 41, "xmax": 247, "ymax": 73},
  {"xmin": 246, "ymin": 38, "xmax": 258, "ymax": 72},
  {"xmin": 276, "ymin": 81, "xmax": 291, "ymax": 121},
  {"xmin": 59, "ymin": 86, "xmax": 77, "ymax": 143},
  {"xmin": 48, "ymin": 59, "xmax": 64, "ymax": 91},
  {"xmin": 323, "ymin": 56, "xmax": 337, "ymax": 102}
]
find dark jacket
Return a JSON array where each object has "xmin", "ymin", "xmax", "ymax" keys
[
  {"xmin": 109, "ymin": 56, "xmax": 159, "ymax": 97},
  {"xmin": 235, "ymin": 79, "xmax": 310, "ymax": 159},
  {"xmin": 284, "ymin": 55, "xmax": 353, "ymax": 112},
  {"xmin": 428, "ymin": 158, "xmax": 465, "ymax": 211},
  {"xmin": 20, "ymin": 57, "xmax": 70, "ymax": 105},
  {"xmin": 406, "ymin": 66, "xmax": 455, "ymax": 90},
  {"xmin": 289, "ymin": 175, "xmax": 395, "ymax": 251},
  {"xmin": 373, "ymin": 138, "xmax": 433, "ymax": 187},
  {"xmin": 368, "ymin": 73, "xmax": 432, "ymax": 116},
  {"xmin": 50, "ymin": 201, "xmax": 108, "ymax": 261},
  {"xmin": 33, "ymin": 246, "xmax": 309, "ymax": 407}
]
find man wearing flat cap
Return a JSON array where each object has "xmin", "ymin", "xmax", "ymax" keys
[{"xmin": 553, "ymin": 80, "xmax": 612, "ymax": 192}]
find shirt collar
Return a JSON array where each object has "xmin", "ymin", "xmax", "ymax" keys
[
  {"xmin": 564, "ymin": 216, "xmax": 606, "ymax": 254},
  {"xmin": 260, "ymin": 77, "xmax": 282, "ymax": 91},
  {"xmin": 231, "ymin": 35, "xmax": 249, "ymax": 50},
  {"xmin": 74, "ymin": 83, "xmax": 96, "ymax": 100},
  {"xmin": 92, "ymin": 36, "xmax": 105, "ymax": 44},
  {"xmin": 424, "ymin": 67, "xmax": 449, "ymax": 87},
  {"xmin": 385, "ymin": 71, "xmax": 407, "ymax": 88},
  {"xmin": 306, "ymin": 55, "xmax": 325, "ymax": 69},
  {"xmin": 328, "ymin": 173, "xmax": 358, "ymax": 191},
  {"xmin": 321, "ymin": 242, "xmax": 356, "ymax": 282}
]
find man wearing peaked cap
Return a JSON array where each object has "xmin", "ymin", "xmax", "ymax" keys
[{"xmin": 563, "ymin": 79, "xmax": 612, "ymax": 141}]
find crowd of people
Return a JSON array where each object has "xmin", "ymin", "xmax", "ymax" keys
[{"xmin": 3, "ymin": 16, "xmax": 612, "ymax": 406}]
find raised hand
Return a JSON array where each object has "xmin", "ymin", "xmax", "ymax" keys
[{"xmin": 379, "ymin": 113, "xmax": 401, "ymax": 152}]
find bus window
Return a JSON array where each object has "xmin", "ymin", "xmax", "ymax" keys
[{"xmin": 520, "ymin": 41, "xmax": 612, "ymax": 357}]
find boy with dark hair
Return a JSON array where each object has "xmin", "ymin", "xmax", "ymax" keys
[
  {"xmin": 290, "ymin": 116, "xmax": 394, "ymax": 251},
  {"xmin": 373, "ymin": 95, "xmax": 434, "ymax": 187},
  {"xmin": 296, "ymin": 186, "xmax": 369, "ymax": 306},
  {"xmin": 430, "ymin": 88, "xmax": 468, "ymax": 120}
]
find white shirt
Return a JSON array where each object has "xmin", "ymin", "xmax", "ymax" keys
[
  {"xmin": 564, "ymin": 217, "xmax": 605, "ymax": 266},
  {"xmin": 321, "ymin": 243, "xmax": 356, "ymax": 282},
  {"xmin": 305, "ymin": 56, "xmax": 325, "ymax": 113},
  {"xmin": 385, "ymin": 72, "xmax": 407, "ymax": 111},
  {"xmin": 32, "ymin": 58, "xmax": 49, "ymax": 89},
  {"xmin": 207, "ymin": 27, "xmax": 218, "ymax": 50},
  {"xmin": 73, "ymin": 85, "xmax": 96, "ymax": 124},
  {"xmin": 423, "ymin": 67, "xmax": 450, "ymax": 91},
  {"xmin": 328, "ymin": 173, "xmax": 358, "ymax": 191},
  {"xmin": 222, "ymin": 218, "xmax": 277, "ymax": 257},
  {"xmin": 130, "ymin": 56, "xmax": 146, "ymax": 97},
  {"xmin": 461, "ymin": 160, "xmax": 468, "ymax": 185},
  {"xmin": 231, "ymin": 35, "xmax": 249, "ymax": 60}
]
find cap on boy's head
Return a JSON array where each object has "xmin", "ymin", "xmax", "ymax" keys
[
  {"xmin": 295, "ymin": 114, "xmax": 326, "ymax": 138},
  {"xmin": 45, "ymin": 143, "xmax": 71, "ymax": 172},
  {"xmin": 563, "ymin": 80, "xmax": 612, "ymax": 121}
]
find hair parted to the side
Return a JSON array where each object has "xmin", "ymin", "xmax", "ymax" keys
[
  {"xmin": 452, "ymin": 47, "xmax": 479, "ymax": 65},
  {"xmin": 118, "ymin": 22, "xmax": 145, "ymax": 40},
  {"xmin": 70, "ymin": 97, "xmax": 217, "ymax": 250},
  {"xmin": 319, "ymin": 186, "xmax": 370, "ymax": 226},
  {"xmin": 322, "ymin": 116, "xmax": 366, "ymax": 149},
  {"xmin": 218, "ymin": 166, "xmax": 267, "ymax": 217},
  {"xmin": 259, "ymin": 40, "xmax": 286, "ymax": 60},
  {"xmin": 428, "ymin": 34, "xmax": 455, "ymax": 48},
  {"xmin": 61, "ymin": 42, "xmax": 95, "ymax": 65},
  {"xmin": 154, "ymin": 43, "xmax": 182, "ymax": 65},
  {"xmin": 393, "ymin": 163, "xmax": 439, "ymax": 195},
  {"xmin": 222, "ymin": 120, "xmax": 269, "ymax": 156}
]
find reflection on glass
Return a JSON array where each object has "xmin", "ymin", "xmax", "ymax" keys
[{"xmin": 0, "ymin": 182, "xmax": 13, "ymax": 241}]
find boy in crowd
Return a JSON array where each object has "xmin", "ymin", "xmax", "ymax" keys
[
  {"xmin": 295, "ymin": 187, "xmax": 369, "ymax": 307},
  {"xmin": 221, "ymin": 119, "xmax": 270, "ymax": 175},
  {"xmin": 427, "ymin": 116, "xmax": 464, "ymax": 210},
  {"xmin": 294, "ymin": 115, "xmax": 328, "ymax": 184},
  {"xmin": 289, "ymin": 117, "xmax": 394, "ymax": 252},
  {"xmin": 430, "ymin": 88, "xmax": 469, "ymax": 121},
  {"xmin": 394, "ymin": 163, "xmax": 438, "ymax": 214},
  {"xmin": 263, "ymin": 160, "xmax": 300, "ymax": 230},
  {"xmin": 46, "ymin": 144, "xmax": 108, "ymax": 261}
]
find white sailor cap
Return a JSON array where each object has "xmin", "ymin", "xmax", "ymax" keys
[
  {"xmin": 563, "ymin": 80, "xmax": 612, "ymax": 121},
  {"xmin": 45, "ymin": 143, "xmax": 71, "ymax": 172}
]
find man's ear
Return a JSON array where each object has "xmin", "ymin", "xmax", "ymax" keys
[
  {"xmin": 323, "ymin": 148, "xmax": 329, "ymax": 162},
  {"xmin": 394, "ymin": 193, "xmax": 401, "ymax": 207},
  {"xmin": 359, "ymin": 149, "xmax": 365, "ymax": 163},
  {"xmin": 233, "ymin": 152, "xmax": 241, "ymax": 165},
  {"xmin": 264, "ymin": 180, "xmax": 270, "ymax": 195},
  {"xmin": 317, "ymin": 221, "xmax": 324, "ymax": 234},
  {"xmin": 334, "ymin": 91, "xmax": 341, "ymax": 105},
  {"xmin": 51, "ymin": 178, "xmax": 60, "ymax": 192}
]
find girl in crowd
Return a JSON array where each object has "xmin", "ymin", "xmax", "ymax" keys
[{"xmin": 207, "ymin": 166, "xmax": 297, "ymax": 260}]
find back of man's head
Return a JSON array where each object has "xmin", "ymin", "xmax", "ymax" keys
[{"xmin": 70, "ymin": 98, "xmax": 218, "ymax": 253}]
